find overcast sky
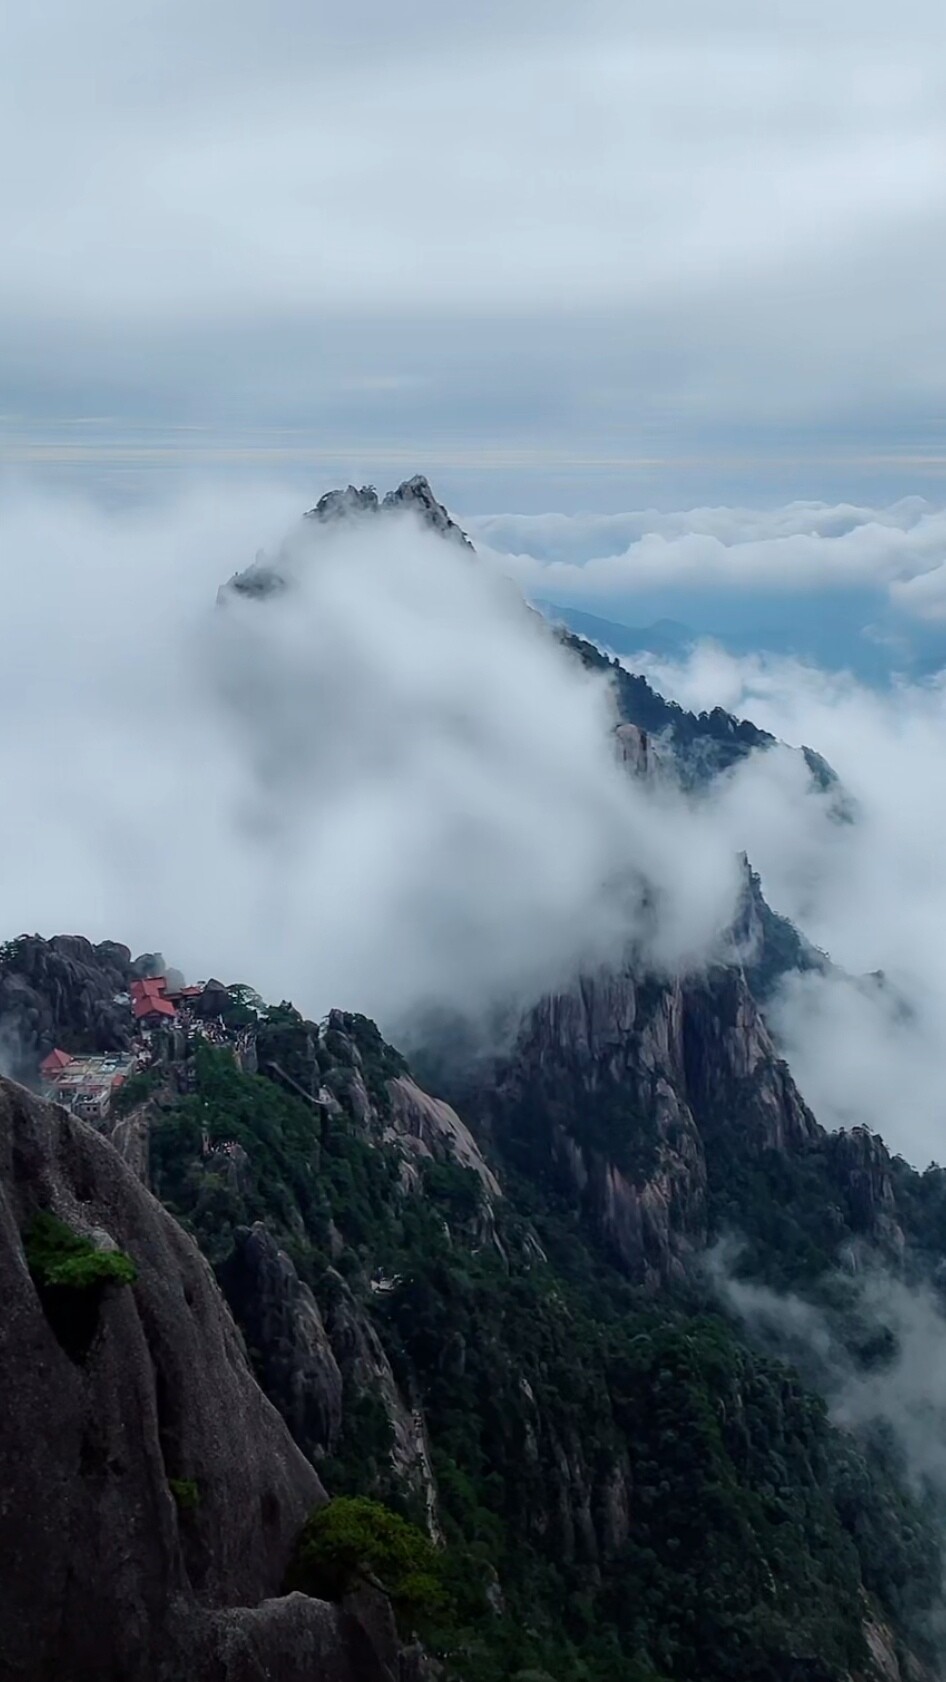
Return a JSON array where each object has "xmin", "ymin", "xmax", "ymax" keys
[{"xmin": 3, "ymin": 0, "xmax": 946, "ymax": 507}]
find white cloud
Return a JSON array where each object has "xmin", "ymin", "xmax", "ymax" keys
[
  {"xmin": 471, "ymin": 498, "xmax": 946, "ymax": 616},
  {"xmin": 0, "ymin": 482, "xmax": 743, "ymax": 1033}
]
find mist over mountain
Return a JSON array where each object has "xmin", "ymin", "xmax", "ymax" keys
[
  {"xmin": 5, "ymin": 475, "xmax": 946, "ymax": 1682},
  {"xmin": 7, "ymin": 0, "xmax": 946, "ymax": 1671}
]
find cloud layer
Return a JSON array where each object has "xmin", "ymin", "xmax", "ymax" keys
[
  {"xmin": 473, "ymin": 497, "xmax": 946, "ymax": 617},
  {"xmin": 4, "ymin": 1, "xmax": 946, "ymax": 489},
  {"xmin": 5, "ymin": 480, "xmax": 944, "ymax": 1170},
  {"xmin": 473, "ymin": 497, "xmax": 946, "ymax": 680},
  {"xmin": 0, "ymin": 483, "xmax": 742, "ymax": 1033}
]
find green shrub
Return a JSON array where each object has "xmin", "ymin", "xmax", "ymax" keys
[
  {"xmin": 287, "ymin": 1496, "xmax": 449, "ymax": 1632},
  {"xmin": 25, "ymin": 1211, "xmax": 137, "ymax": 1291},
  {"xmin": 169, "ymin": 1477, "xmax": 201, "ymax": 1512},
  {"xmin": 111, "ymin": 1067, "xmax": 161, "ymax": 1118}
]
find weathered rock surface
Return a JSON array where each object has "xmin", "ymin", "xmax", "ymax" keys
[
  {"xmin": 321, "ymin": 1266, "xmax": 442, "ymax": 1537},
  {"xmin": 387, "ymin": 1074, "xmax": 500, "ymax": 1199},
  {"xmin": 191, "ymin": 1585, "xmax": 415, "ymax": 1682},
  {"xmin": 219, "ymin": 1222, "xmax": 345, "ymax": 1463},
  {"xmin": 106, "ymin": 1096, "xmax": 154, "ymax": 1184},
  {"xmin": 0, "ymin": 933, "xmax": 134, "ymax": 1077},
  {"xmin": 482, "ymin": 971, "xmax": 707, "ymax": 1284},
  {"xmin": 480, "ymin": 959, "xmax": 898, "ymax": 1286},
  {"xmin": 0, "ymin": 1077, "xmax": 414, "ymax": 1682},
  {"xmin": 614, "ymin": 720, "xmax": 660, "ymax": 778}
]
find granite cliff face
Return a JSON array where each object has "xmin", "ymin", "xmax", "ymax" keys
[
  {"xmin": 219, "ymin": 1222, "xmax": 346, "ymax": 1463},
  {"xmin": 0, "ymin": 933, "xmax": 134, "ymax": 1076},
  {"xmin": 479, "ymin": 957, "xmax": 908, "ymax": 1289},
  {"xmin": 0, "ymin": 1076, "xmax": 425, "ymax": 1682},
  {"xmin": 307, "ymin": 476, "xmax": 474, "ymax": 550}
]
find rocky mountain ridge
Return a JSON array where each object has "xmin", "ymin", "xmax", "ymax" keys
[{"xmin": 219, "ymin": 472, "xmax": 846, "ymax": 805}]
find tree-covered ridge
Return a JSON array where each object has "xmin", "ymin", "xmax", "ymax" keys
[
  {"xmin": 137, "ymin": 1007, "xmax": 943, "ymax": 1682},
  {"xmin": 561, "ymin": 630, "xmax": 775, "ymax": 784}
]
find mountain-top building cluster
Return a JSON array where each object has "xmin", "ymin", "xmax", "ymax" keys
[
  {"xmin": 40, "ymin": 971, "xmax": 253, "ymax": 1117},
  {"xmin": 38, "ymin": 1047, "xmax": 137, "ymax": 1120}
]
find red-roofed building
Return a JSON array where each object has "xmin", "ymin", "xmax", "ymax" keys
[
  {"xmin": 130, "ymin": 976, "xmax": 177, "ymax": 1028},
  {"xmin": 40, "ymin": 1048, "xmax": 73, "ymax": 1078},
  {"xmin": 133, "ymin": 993, "xmax": 177, "ymax": 1026}
]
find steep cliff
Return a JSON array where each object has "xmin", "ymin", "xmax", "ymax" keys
[
  {"xmin": 0, "ymin": 1075, "xmax": 423, "ymax": 1682},
  {"xmin": 477, "ymin": 961, "xmax": 830, "ymax": 1286}
]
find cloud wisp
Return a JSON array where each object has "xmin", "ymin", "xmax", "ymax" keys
[{"xmin": 717, "ymin": 1253, "xmax": 946, "ymax": 1518}]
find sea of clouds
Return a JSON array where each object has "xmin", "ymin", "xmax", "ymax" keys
[
  {"xmin": 3, "ymin": 482, "xmax": 945, "ymax": 1172},
  {"xmin": 469, "ymin": 497, "xmax": 946, "ymax": 679}
]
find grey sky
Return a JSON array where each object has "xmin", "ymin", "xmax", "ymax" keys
[{"xmin": 3, "ymin": 0, "xmax": 946, "ymax": 504}]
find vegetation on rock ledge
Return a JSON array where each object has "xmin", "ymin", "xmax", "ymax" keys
[
  {"xmin": 288, "ymin": 1496, "xmax": 449, "ymax": 1634},
  {"xmin": 25, "ymin": 1211, "xmax": 137, "ymax": 1292}
]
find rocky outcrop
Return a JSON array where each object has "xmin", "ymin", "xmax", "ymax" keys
[
  {"xmin": 0, "ymin": 1077, "xmax": 416, "ymax": 1682},
  {"xmin": 0, "ymin": 933, "xmax": 134, "ymax": 1077},
  {"xmin": 305, "ymin": 476, "xmax": 473, "ymax": 549},
  {"xmin": 681, "ymin": 965, "xmax": 822, "ymax": 1156},
  {"xmin": 106, "ymin": 1097, "xmax": 154, "ymax": 1184},
  {"xmin": 614, "ymin": 721, "xmax": 658, "ymax": 778},
  {"xmin": 222, "ymin": 477, "xmax": 473, "ymax": 603},
  {"xmin": 321, "ymin": 1267, "xmax": 442, "ymax": 1538},
  {"xmin": 190, "ymin": 1584, "xmax": 429, "ymax": 1682},
  {"xmin": 478, "ymin": 947, "xmax": 921, "ymax": 1287},
  {"xmin": 727, "ymin": 854, "xmax": 831, "ymax": 1005},
  {"xmin": 480, "ymin": 962, "xmax": 834, "ymax": 1286},
  {"xmin": 482, "ymin": 971, "xmax": 708, "ymax": 1285},
  {"xmin": 511, "ymin": 1370, "xmax": 633, "ymax": 1568},
  {"xmin": 387, "ymin": 1075, "xmax": 500, "ymax": 1199},
  {"xmin": 826, "ymin": 1128, "xmax": 905, "ymax": 1258},
  {"xmin": 196, "ymin": 977, "xmax": 231, "ymax": 1020},
  {"xmin": 219, "ymin": 1223, "xmax": 345, "ymax": 1463}
]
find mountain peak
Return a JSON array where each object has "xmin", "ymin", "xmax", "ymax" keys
[
  {"xmin": 221, "ymin": 474, "xmax": 473, "ymax": 603},
  {"xmin": 303, "ymin": 474, "xmax": 473, "ymax": 549}
]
